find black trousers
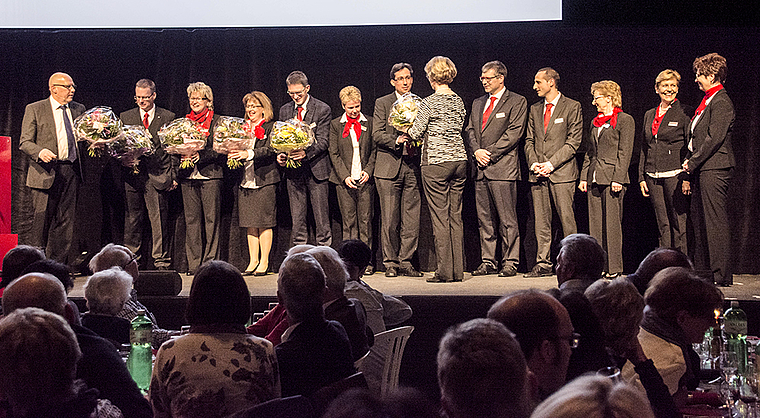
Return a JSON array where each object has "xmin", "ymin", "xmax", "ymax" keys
[{"xmin": 29, "ymin": 162, "xmax": 79, "ymax": 264}]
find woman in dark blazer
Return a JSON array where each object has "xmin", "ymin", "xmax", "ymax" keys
[
  {"xmin": 639, "ymin": 69, "xmax": 691, "ymax": 254},
  {"xmin": 328, "ymin": 86, "xmax": 376, "ymax": 274},
  {"xmin": 683, "ymin": 53, "xmax": 734, "ymax": 286},
  {"xmin": 180, "ymin": 82, "xmax": 224, "ymax": 275},
  {"xmin": 579, "ymin": 80, "xmax": 634, "ymax": 278},
  {"xmin": 229, "ymin": 91, "xmax": 280, "ymax": 276}
]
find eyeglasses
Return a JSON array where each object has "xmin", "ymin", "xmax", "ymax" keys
[
  {"xmin": 394, "ymin": 76, "xmax": 412, "ymax": 82},
  {"xmin": 287, "ymin": 89, "xmax": 307, "ymax": 97},
  {"xmin": 189, "ymin": 97, "xmax": 208, "ymax": 102},
  {"xmin": 556, "ymin": 332, "xmax": 581, "ymax": 349},
  {"xmin": 479, "ymin": 75, "xmax": 501, "ymax": 82},
  {"xmin": 134, "ymin": 95, "xmax": 154, "ymax": 100},
  {"xmin": 122, "ymin": 253, "xmax": 138, "ymax": 268},
  {"xmin": 592, "ymin": 95, "xmax": 607, "ymax": 102},
  {"xmin": 246, "ymin": 104, "xmax": 263, "ymax": 109},
  {"xmin": 53, "ymin": 83, "xmax": 77, "ymax": 90}
]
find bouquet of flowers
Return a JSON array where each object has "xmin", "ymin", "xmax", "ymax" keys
[
  {"xmin": 110, "ymin": 125, "xmax": 155, "ymax": 174},
  {"xmin": 73, "ymin": 106, "xmax": 124, "ymax": 157},
  {"xmin": 388, "ymin": 93, "xmax": 422, "ymax": 147},
  {"xmin": 269, "ymin": 119, "xmax": 314, "ymax": 168},
  {"xmin": 212, "ymin": 116, "xmax": 254, "ymax": 169},
  {"xmin": 158, "ymin": 118, "xmax": 207, "ymax": 169}
]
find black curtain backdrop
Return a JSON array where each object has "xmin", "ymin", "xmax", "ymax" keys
[{"xmin": 3, "ymin": 13, "xmax": 759, "ymax": 274}]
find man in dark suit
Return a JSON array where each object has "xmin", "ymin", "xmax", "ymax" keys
[
  {"xmin": 120, "ymin": 79, "xmax": 176, "ymax": 270},
  {"xmin": 277, "ymin": 71, "xmax": 332, "ymax": 247},
  {"xmin": 524, "ymin": 68, "xmax": 582, "ymax": 277},
  {"xmin": 19, "ymin": 72, "xmax": 85, "ymax": 265},
  {"xmin": 372, "ymin": 63, "xmax": 423, "ymax": 278},
  {"xmin": 466, "ymin": 61, "xmax": 527, "ymax": 277},
  {"xmin": 275, "ymin": 252, "xmax": 355, "ymax": 397}
]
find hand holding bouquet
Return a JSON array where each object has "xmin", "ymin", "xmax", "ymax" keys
[
  {"xmin": 159, "ymin": 118, "xmax": 207, "ymax": 169},
  {"xmin": 110, "ymin": 125, "xmax": 155, "ymax": 174},
  {"xmin": 73, "ymin": 106, "xmax": 124, "ymax": 157},
  {"xmin": 212, "ymin": 116, "xmax": 254, "ymax": 169},
  {"xmin": 270, "ymin": 119, "xmax": 314, "ymax": 168},
  {"xmin": 389, "ymin": 93, "xmax": 422, "ymax": 147}
]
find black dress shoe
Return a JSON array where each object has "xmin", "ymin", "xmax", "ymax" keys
[
  {"xmin": 399, "ymin": 266, "xmax": 423, "ymax": 277},
  {"xmin": 472, "ymin": 262, "xmax": 498, "ymax": 276},
  {"xmin": 499, "ymin": 265, "xmax": 517, "ymax": 277},
  {"xmin": 385, "ymin": 266, "xmax": 399, "ymax": 277},
  {"xmin": 524, "ymin": 264, "xmax": 553, "ymax": 278},
  {"xmin": 364, "ymin": 265, "xmax": 375, "ymax": 276}
]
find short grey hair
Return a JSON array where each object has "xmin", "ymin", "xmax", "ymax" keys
[
  {"xmin": 89, "ymin": 243, "xmax": 132, "ymax": 273},
  {"xmin": 584, "ymin": 278, "xmax": 644, "ymax": 356},
  {"xmin": 306, "ymin": 246, "xmax": 348, "ymax": 293},
  {"xmin": 84, "ymin": 267, "xmax": 133, "ymax": 316}
]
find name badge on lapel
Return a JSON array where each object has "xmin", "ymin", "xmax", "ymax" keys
[
  {"xmin": 309, "ymin": 122, "xmax": 317, "ymax": 129},
  {"xmin": 668, "ymin": 121, "xmax": 679, "ymax": 127},
  {"xmin": 554, "ymin": 118, "xmax": 564, "ymax": 124},
  {"xmin": 495, "ymin": 112, "xmax": 506, "ymax": 119}
]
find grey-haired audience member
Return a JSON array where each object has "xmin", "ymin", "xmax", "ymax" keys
[
  {"xmin": 556, "ymin": 233, "xmax": 606, "ymax": 292},
  {"xmin": 81, "ymin": 267, "xmax": 134, "ymax": 346}
]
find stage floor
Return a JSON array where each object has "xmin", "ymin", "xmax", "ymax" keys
[{"xmin": 68, "ymin": 272, "xmax": 760, "ymax": 300}]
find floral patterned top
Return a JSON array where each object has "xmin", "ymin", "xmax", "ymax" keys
[{"xmin": 149, "ymin": 332, "xmax": 280, "ymax": 418}]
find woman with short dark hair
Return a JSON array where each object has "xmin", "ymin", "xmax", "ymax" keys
[{"xmin": 150, "ymin": 261, "xmax": 279, "ymax": 417}]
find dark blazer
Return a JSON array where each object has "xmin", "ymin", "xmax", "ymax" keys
[
  {"xmin": 466, "ymin": 89, "xmax": 527, "ymax": 181},
  {"xmin": 275, "ymin": 318, "xmax": 355, "ymax": 397},
  {"xmin": 73, "ymin": 323, "xmax": 153, "ymax": 418},
  {"xmin": 580, "ymin": 112, "xmax": 635, "ymax": 185},
  {"xmin": 19, "ymin": 98, "xmax": 86, "ymax": 189},
  {"xmin": 120, "ymin": 106, "xmax": 176, "ymax": 190},
  {"xmin": 328, "ymin": 113, "xmax": 376, "ymax": 184},
  {"xmin": 638, "ymin": 100, "xmax": 690, "ymax": 183},
  {"xmin": 372, "ymin": 92, "xmax": 417, "ymax": 179},
  {"xmin": 278, "ymin": 96, "xmax": 332, "ymax": 181},
  {"xmin": 687, "ymin": 88, "xmax": 735, "ymax": 172},
  {"xmin": 324, "ymin": 296, "xmax": 374, "ymax": 361},
  {"xmin": 244, "ymin": 120, "xmax": 281, "ymax": 187},
  {"xmin": 80, "ymin": 312, "xmax": 131, "ymax": 346},
  {"xmin": 177, "ymin": 113, "xmax": 224, "ymax": 180},
  {"xmin": 525, "ymin": 94, "xmax": 583, "ymax": 183}
]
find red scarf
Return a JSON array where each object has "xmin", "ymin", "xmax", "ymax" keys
[
  {"xmin": 593, "ymin": 107, "xmax": 622, "ymax": 129},
  {"xmin": 343, "ymin": 114, "xmax": 361, "ymax": 139},
  {"xmin": 652, "ymin": 99, "xmax": 676, "ymax": 136},
  {"xmin": 694, "ymin": 84, "xmax": 723, "ymax": 118},
  {"xmin": 186, "ymin": 108, "xmax": 214, "ymax": 137},
  {"xmin": 244, "ymin": 119, "xmax": 266, "ymax": 140}
]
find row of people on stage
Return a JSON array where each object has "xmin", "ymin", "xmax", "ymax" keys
[{"xmin": 19, "ymin": 52, "xmax": 734, "ymax": 285}]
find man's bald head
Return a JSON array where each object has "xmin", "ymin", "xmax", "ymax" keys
[
  {"xmin": 2, "ymin": 273, "xmax": 68, "ymax": 316},
  {"xmin": 48, "ymin": 72, "xmax": 75, "ymax": 104}
]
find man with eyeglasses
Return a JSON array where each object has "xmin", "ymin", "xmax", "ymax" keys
[
  {"xmin": 277, "ymin": 70, "xmax": 333, "ymax": 246},
  {"xmin": 19, "ymin": 72, "xmax": 85, "ymax": 265},
  {"xmin": 371, "ymin": 63, "xmax": 423, "ymax": 278},
  {"xmin": 466, "ymin": 61, "xmax": 527, "ymax": 278},
  {"xmin": 119, "ymin": 79, "xmax": 176, "ymax": 270},
  {"xmin": 487, "ymin": 289, "xmax": 576, "ymax": 402}
]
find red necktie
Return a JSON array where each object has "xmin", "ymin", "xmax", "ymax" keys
[
  {"xmin": 296, "ymin": 106, "xmax": 303, "ymax": 122},
  {"xmin": 544, "ymin": 103, "xmax": 553, "ymax": 134},
  {"xmin": 142, "ymin": 112, "xmax": 150, "ymax": 129},
  {"xmin": 481, "ymin": 96, "xmax": 497, "ymax": 130}
]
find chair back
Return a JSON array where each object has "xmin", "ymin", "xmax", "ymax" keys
[
  {"xmin": 353, "ymin": 349, "xmax": 370, "ymax": 369},
  {"xmin": 358, "ymin": 325, "xmax": 414, "ymax": 397}
]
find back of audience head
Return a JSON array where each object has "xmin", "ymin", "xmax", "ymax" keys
[
  {"xmin": 644, "ymin": 267, "xmax": 723, "ymax": 342},
  {"xmin": 277, "ymin": 253, "xmax": 327, "ymax": 323},
  {"xmin": 556, "ymin": 234, "xmax": 605, "ymax": 284},
  {"xmin": 323, "ymin": 387, "xmax": 438, "ymax": 418},
  {"xmin": 0, "ymin": 307, "xmax": 82, "ymax": 418},
  {"xmin": 2, "ymin": 272, "xmax": 69, "ymax": 317},
  {"xmin": 488, "ymin": 289, "xmax": 574, "ymax": 399},
  {"xmin": 584, "ymin": 278, "xmax": 644, "ymax": 356},
  {"xmin": 305, "ymin": 246, "xmax": 348, "ymax": 295},
  {"xmin": 1, "ymin": 245, "xmax": 46, "ymax": 289},
  {"xmin": 530, "ymin": 375, "xmax": 654, "ymax": 418},
  {"xmin": 89, "ymin": 243, "xmax": 138, "ymax": 279},
  {"xmin": 84, "ymin": 267, "xmax": 133, "ymax": 316},
  {"xmin": 287, "ymin": 244, "xmax": 315, "ymax": 256},
  {"xmin": 185, "ymin": 260, "xmax": 251, "ymax": 326},
  {"xmin": 437, "ymin": 318, "xmax": 530, "ymax": 418},
  {"xmin": 21, "ymin": 258, "xmax": 74, "ymax": 293},
  {"xmin": 337, "ymin": 239, "xmax": 372, "ymax": 281},
  {"xmin": 629, "ymin": 248, "xmax": 692, "ymax": 295}
]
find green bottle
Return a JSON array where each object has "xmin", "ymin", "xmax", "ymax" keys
[
  {"xmin": 127, "ymin": 309, "xmax": 153, "ymax": 393},
  {"xmin": 723, "ymin": 301, "xmax": 748, "ymax": 375}
]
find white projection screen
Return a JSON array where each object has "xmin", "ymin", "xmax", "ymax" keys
[{"xmin": 0, "ymin": 0, "xmax": 561, "ymax": 28}]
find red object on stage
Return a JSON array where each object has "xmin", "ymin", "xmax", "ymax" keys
[{"xmin": 0, "ymin": 136, "xmax": 18, "ymax": 261}]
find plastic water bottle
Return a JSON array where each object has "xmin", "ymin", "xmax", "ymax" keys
[
  {"xmin": 723, "ymin": 301, "xmax": 748, "ymax": 375},
  {"xmin": 127, "ymin": 309, "xmax": 153, "ymax": 392}
]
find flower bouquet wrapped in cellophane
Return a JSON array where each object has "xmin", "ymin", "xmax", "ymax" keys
[
  {"xmin": 110, "ymin": 125, "xmax": 155, "ymax": 174},
  {"xmin": 73, "ymin": 106, "xmax": 124, "ymax": 157},
  {"xmin": 389, "ymin": 93, "xmax": 422, "ymax": 147},
  {"xmin": 212, "ymin": 116, "xmax": 254, "ymax": 169},
  {"xmin": 269, "ymin": 119, "xmax": 314, "ymax": 168},
  {"xmin": 159, "ymin": 118, "xmax": 207, "ymax": 169}
]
